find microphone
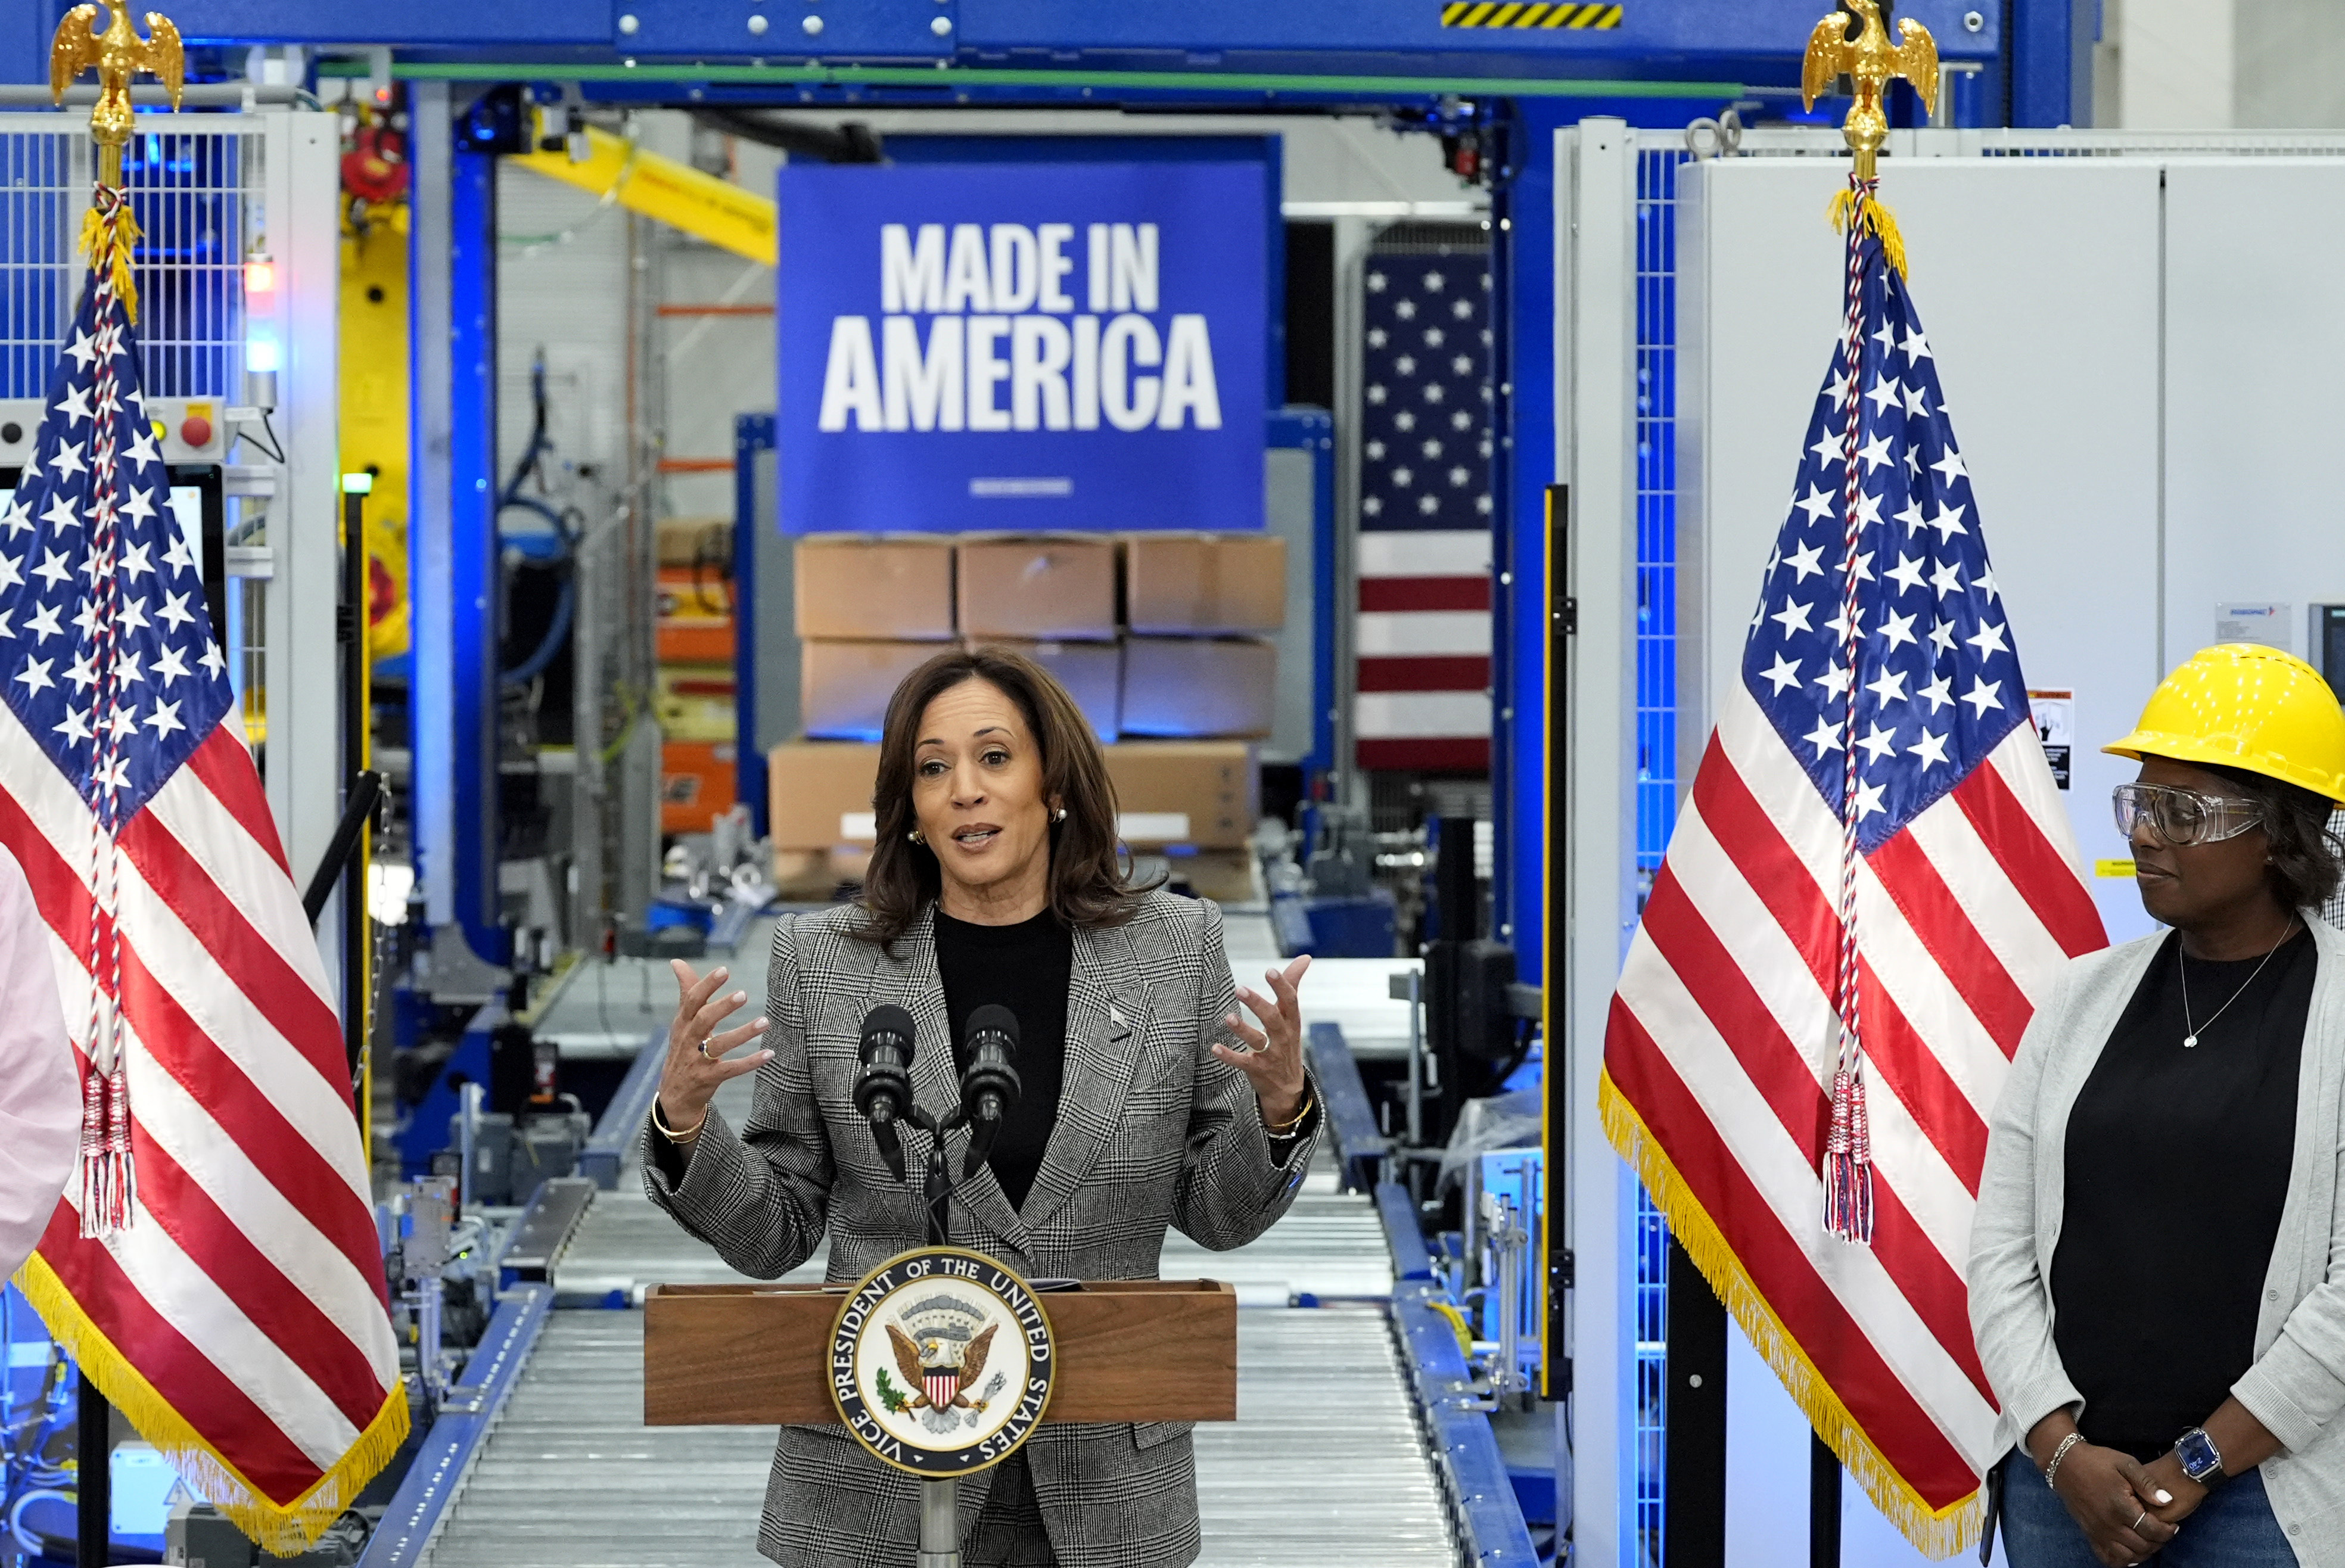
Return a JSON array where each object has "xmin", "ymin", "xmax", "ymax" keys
[
  {"xmin": 853, "ymin": 1004, "xmax": 918, "ymax": 1180},
  {"xmin": 960, "ymin": 1004, "xmax": 1022, "ymax": 1178}
]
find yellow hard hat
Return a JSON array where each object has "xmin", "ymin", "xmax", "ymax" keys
[{"xmin": 2104, "ymin": 643, "xmax": 2345, "ymax": 802}]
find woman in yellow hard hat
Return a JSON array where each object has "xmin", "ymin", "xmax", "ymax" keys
[{"xmin": 1971, "ymin": 643, "xmax": 2345, "ymax": 1567}]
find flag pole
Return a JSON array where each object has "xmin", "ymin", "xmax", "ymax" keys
[
  {"xmin": 1809, "ymin": 1432, "xmax": 1842, "ymax": 1568},
  {"xmin": 49, "ymin": 13, "xmax": 179, "ymax": 1554},
  {"xmin": 1793, "ymin": 8, "xmax": 1940, "ymax": 1560}
]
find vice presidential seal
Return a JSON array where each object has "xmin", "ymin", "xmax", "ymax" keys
[{"xmin": 828, "ymin": 1245, "xmax": 1057, "ymax": 1477}]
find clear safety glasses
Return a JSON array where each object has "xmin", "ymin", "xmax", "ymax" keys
[{"xmin": 2110, "ymin": 782, "xmax": 2265, "ymax": 847}]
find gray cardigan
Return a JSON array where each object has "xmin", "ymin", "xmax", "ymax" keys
[{"xmin": 1969, "ymin": 915, "xmax": 2345, "ymax": 1559}]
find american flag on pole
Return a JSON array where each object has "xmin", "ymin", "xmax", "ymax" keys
[
  {"xmin": 1600, "ymin": 178, "xmax": 2105, "ymax": 1554},
  {"xmin": 0, "ymin": 188, "xmax": 406, "ymax": 1550},
  {"xmin": 1356, "ymin": 241, "xmax": 1493, "ymax": 773}
]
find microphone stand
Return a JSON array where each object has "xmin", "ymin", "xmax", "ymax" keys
[
  {"xmin": 865, "ymin": 1100, "xmax": 978, "ymax": 1567},
  {"xmin": 857, "ymin": 1009, "xmax": 1019, "ymax": 1568},
  {"xmin": 884, "ymin": 1101, "xmax": 963, "ymax": 1250}
]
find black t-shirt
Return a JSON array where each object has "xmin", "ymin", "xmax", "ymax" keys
[
  {"xmin": 2051, "ymin": 924, "xmax": 2313, "ymax": 1460},
  {"xmin": 934, "ymin": 907, "xmax": 1072, "ymax": 1215}
]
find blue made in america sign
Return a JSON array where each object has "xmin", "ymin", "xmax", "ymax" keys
[{"xmin": 777, "ymin": 160, "xmax": 1267, "ymax": 534}]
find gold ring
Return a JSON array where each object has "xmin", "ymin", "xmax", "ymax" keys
[
  {"xmin": 2132, "ymin": 1510, "xmax": 2146, "ymax": 1532},
  {"xmin": 696, "ymin": 1037, "xmax": 715, "ymax": 1060}
]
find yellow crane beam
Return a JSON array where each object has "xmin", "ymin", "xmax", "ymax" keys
[{"xmin": 508, "ymin": 125, "xmax": 776, "ymax": 266}]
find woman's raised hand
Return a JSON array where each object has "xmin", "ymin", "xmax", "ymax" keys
[
  {"xmin": 1214, "ymin": 954, "xmax": 1312, "ymax": 1126},
  {"xmin": 654, "ymin": 959, "xmax": 772, "ymax": 1136}
]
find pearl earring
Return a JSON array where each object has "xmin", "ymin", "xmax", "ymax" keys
[
  {"xmin": 909, "ymin": 829, "xmax": 925, "ymax": 845},
  {"xmin": 1055, "ymin": 807, "xmax": 1068, "ymax": 822}
]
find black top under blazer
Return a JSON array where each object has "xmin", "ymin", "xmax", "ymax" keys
[{"xmin": 641, "ymin": 891, "xmax": 1323, "ymax": 1568}]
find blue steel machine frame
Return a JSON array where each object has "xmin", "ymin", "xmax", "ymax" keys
[{"xmin": 2, "ymin": 1, "xmax": 2105, "ymax": 126}]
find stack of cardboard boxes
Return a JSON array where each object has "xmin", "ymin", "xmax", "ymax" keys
[
  {"xmin": 1119, "ymin": 533, "xmax": 1287, "ymax": 736},
  {"xmin": 655, "ymin": 518, "xmax": 739, "ymax": 834},
  {"xmin": 770, "ymin": 531, "xmax": 1282, "ymax": 897},
  {"xmin": 795, "ymin": 536, "xmax": 963, "ymax": 736}
]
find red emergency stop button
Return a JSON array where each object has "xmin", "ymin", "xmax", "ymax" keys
[{"xmin": 179, "ymin": 415, "xmax": 213, "ymax": 448}]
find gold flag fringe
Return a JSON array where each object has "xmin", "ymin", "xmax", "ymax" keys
[
  {"xmin": 1827, "ymin": 184, "xmax": 1909, "ymax": 281},
  {"xmin": 13, "ymin": 1253, "xmax": 410, "ymax": 1556},
  {"xmin": 1599, "ymin": 1068, "xmax": 1984, "ymax": 1560},
  {"xmin": 76, "ymin": 197, "xmax": 144, "ymax": 325}
]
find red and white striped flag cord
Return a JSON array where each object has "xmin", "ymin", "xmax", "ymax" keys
[
  {"xmin": 1822, "ymin": 170, "xmax": 1878, "ymax": 1246},
  {"xmin": 74, "ymin": 181, "xmax": 138, "ymax": 1240}
]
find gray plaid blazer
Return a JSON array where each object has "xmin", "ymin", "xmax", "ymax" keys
[{"xmin": 642, "ymin": 891, "xmax": 1321, "ymax": 1568}]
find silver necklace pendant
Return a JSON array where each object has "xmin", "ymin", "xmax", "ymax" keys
[{"xmin": 2178, "ymin": 919, "xmax": 2296, "ymax": 1051}]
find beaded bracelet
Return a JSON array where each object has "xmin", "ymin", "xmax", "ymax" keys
[{"xmin": 2042, "ymin": 1432, "xmax": 2085, "ymax": 1490}]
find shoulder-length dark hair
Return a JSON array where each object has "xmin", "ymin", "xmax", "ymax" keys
[
  {"xmin": 855, "ymin": 646, "xmax": 1155, "ymax": 948},
  {"xmin": 2204, "ymin": 763, "xmax": 2345, "ymax": 912}
]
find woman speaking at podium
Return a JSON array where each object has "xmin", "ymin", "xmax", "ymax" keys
[{"xmin": 641, "ymin": 646, "xmax": 1322, "ymax": 1568}]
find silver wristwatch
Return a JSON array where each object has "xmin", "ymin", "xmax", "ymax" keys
[{"xmin": 2175, "ymin": 1426, "xmax": 2223, "ymax": 1485}]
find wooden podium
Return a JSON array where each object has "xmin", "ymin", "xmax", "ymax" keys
[
  {"xmin": 645, "ymin": 1065, "xmax": 1245, "ymax": 1564},
  {"xmin": 643, "ymin": 1277, "xmax": 1238, "ymax": 1426}
]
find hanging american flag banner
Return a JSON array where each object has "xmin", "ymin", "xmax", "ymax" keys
[
  {"xmin": 1600, "ymin": 173, "xmax": 2105, "ymax": 1554},
  {"xmin": 0, "ymin": 144, "xmax": 406, "ymax": 1547},
  {"xmin": 1356, "ymin": 239, "xmax": 1492, "ymax": 773}
]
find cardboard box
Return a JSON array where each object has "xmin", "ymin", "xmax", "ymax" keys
[
  {"xmin": 1119, "ymin": 639, "xmax": 1277, "ymax": 739},
  {"xmin": 656, "ymin": 566, "xmax": 734, "ymax": 664},
  {"xmin": 957, "ymin": 537, "xmax": 1118, "ymax": 641},
  {"xmin": 800, "ymin": 640, "xmax": 945, "ymax": 741},
  {"xmin": 971, "ymin": 639, "xmax": 1122, "ymax": 743},
  {"xmin": 767, "ymin": 742, "xmax": 883, "ymax": 852},
  {"xmin": 1164, "ymin": 848, "xmax": 1261, "ymax": 903},
  {"xmin": 1124, "ymin": 534, "xmax": 1287, "ymax": 636},
  {"xmin": 771, "ymin": 847, "xmax": 873, "ymax": 899},
  {"xmin": 655, "ymin": 664, "xmax": 736, "ymax": 743},
  {"xmin": 1103, "ymin": 742, "xmax": 1258, "ymax": 849},
  {"xmin": 795, "ymin": 537, "xmax": 957, "ymax": 641},
  {"xmin": 661, "ymin": 742, "xmax": 738, "ymax": 835},
  {"xmin": 658, "ymin": 516, "xmax": 732, "ymax": 570}
]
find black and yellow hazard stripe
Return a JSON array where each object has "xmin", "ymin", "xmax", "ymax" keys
[{"xmin": 1439, "ymin": 2, "xmax": 1623, "ymax": 28}]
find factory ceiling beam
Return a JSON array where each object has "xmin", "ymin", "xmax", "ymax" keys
[{"xmin": 4, "ymin": 0, "xmax": 2002, "ymax": 91}]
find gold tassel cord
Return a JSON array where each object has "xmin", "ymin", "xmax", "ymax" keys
[
  {"xmin": 1827, "ymin": 184, "xmax": 1909, "ymax": 281},
  {"xmin": 13, "ymin": 1254, "xmax": 412, "ymax": 1557},
  {"xmin": 1599, "ymin": 1071, "xmax": 1984, "ymax": 1560},
  {"xmin": 75, "ymin": 197, "xmax": 144, "ymax": 324}
]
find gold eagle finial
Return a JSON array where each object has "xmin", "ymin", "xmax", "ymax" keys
[
  {"xmin": 1802, "ymin": 0, "xmax": 1939, "ymax": 181},
  {"xmin": 50, "ymin": 5, "xmax": 185, "ymax": 188}
]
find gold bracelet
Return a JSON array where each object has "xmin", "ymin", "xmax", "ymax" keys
[
  {"xmin": 651, "ymin": 1097, "xmax": 705, "ymax": 1146},
  {"xmin": 1264, "ymin": 1087, "xmax": 1314, "ymax": 1139}
]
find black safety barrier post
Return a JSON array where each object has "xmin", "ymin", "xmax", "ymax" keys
[
  {"xmin": 77, "ymin": 1367, "xmax": 108, "ymax": 1568},
  {"xmin": 1663, "ymin": 1237, "xmax": 1727, "ymax": 1566},
  {"xmin": 341, "ymin": 481, "xmax": 369, "ymax": 1087},
  {"xmin": 1538, "ymin": 481, "xmax": 1572, "ymax": 1406},
  {"xmin": 1811, "ymin": 1431, "xmax": 1843, "ymax": 1568}
]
